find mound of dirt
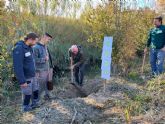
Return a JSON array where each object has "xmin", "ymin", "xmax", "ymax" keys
[
  {"xmin": 6, "ymin": 77, "xmax": 165, "ymax": 124},
  {"xmin": 53, "ymin": 78, "xmax": 104, "ymax": 99},
  {"xmin": 16, "ymin": 78, "xmax": 128, "ymax": 124}
]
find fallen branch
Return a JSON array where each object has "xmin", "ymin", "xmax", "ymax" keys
[
  {"xmin": 41, "ymin": 107, "xmax": 51, "ymax": 123},
  {"xmin": 70, "ymin": 106, "xmax": 77, "ymax": 124}
]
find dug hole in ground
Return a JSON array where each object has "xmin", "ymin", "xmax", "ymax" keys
[{"xmin": 1, "ymin": 75, "xmax": 165, "ymax": 124}]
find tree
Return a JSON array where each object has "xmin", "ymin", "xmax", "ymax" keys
[
  {"xmin": 0, "ymin": 0, "xmax": 5, "ymax": 16},
  {"xmin": 81, "ymin": 0, "xmax": 156, "ymax": 73},
  {"xmin": 156, "ymin": 0, "xmax": 165, "ymax": 16}
]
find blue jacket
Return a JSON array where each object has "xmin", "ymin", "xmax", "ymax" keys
[
  {"xmin": 13, "ymin": 41, "xmax": 35, "ymax": 85},
  {"xmin": 33, "ymin": 42, "xmax": 53, "ymax": 72}
]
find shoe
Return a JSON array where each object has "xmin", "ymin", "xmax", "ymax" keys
[
  {"xmin": 31, "ymin": 99, "xmax": 40, "ymax": 109},
  {"xmin": 44, "ymin": 94, "xmax": 51, "ymax": 101},
  {"xmin": 23, "ymin": 105, "xmax": 32, "ymax": 112},
  {"xmin": 151, "ymin": 72, "xmax": 157, "ymax": 78}
]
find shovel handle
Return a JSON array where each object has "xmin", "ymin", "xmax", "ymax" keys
[
  {"xmin": 70, "ymin": 58, "xmax": 74, "ymax": 83},
  {"xmin": 141, "ymin": 53, "xmax": 146, "ymax": 74}
]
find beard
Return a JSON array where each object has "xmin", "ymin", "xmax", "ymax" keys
[{"xmin": 29, "ymin": 43, "xmax": 36, "ymax": 46}]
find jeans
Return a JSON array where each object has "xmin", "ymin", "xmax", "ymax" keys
[
  {"xmin": 74, "ymin": 64, "xmax": 85, "ymax": 86},
  {"xmin": 21, "ymin": 77, "xmax": 39, "ymax": 106},
  {"xmin": 150, "ymin": 49, "xmax": 165, "ymax": 75},
  {"xmin": 36, "ymin": 71, "xmax": 50, "ymax": 97}
]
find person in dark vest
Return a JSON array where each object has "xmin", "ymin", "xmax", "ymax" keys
[
  {"xmin": 13, "ymin": 33, "xmax": 39, "ymax": 112},
  {"xmin": 144, "ymin": 16, "xmax": 165, "ymax": 76},
  {"xmin": 33, "ymin": 33, "xmax": 53, "ymax": 100},
  {"xmin": 69, "ymin": 45, "xmax": 85, "ymax": 86}
]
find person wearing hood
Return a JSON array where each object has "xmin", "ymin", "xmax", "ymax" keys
[{"xmin": 13, "ymin": 33, "xmax": 39, "ymax": 112}]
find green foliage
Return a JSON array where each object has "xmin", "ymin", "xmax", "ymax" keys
[
  {"xmin": 128, "ymin": 71, "xmax": 139, "ymax": 80},
  {"xmin": 147, "ymin": 74, "xmax": 165, "ymax": 104},
  {"xmin": 0, "ymin": 0, "xmax": 5, "ymax": 16},
  {"xmin": 122, "ymin": 92, "xmax": 151, "ymax": 116},
  {"xmin": 0, "ymin": 4, "xmax": 98, "ymax": 98},
  {"xmin": 81, "ymin": 2, "xmax": 156, "ymax": 73},
  {"xmin": 133, "ymin": 94, "xmax": 151, "ymax": 103},
  {"xmin": 0, "ymin": 1, "xmax": 165, "ymax": 123}
]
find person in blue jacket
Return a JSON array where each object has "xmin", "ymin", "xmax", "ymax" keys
[
  {"xmin": 33, "ymin": 33, "xmax": 53, "ymax": 100},
  {"xmin": 13, "ymin": 33, "xmax": 39, "ymax": 112}
]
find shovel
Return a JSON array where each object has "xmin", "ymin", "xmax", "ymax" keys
[
  {"xmin": 70, "ymin": 58, "xmax": 74, "ymax": 83},
  {"xmin": 70, "ymin": 59, "xmax": 87, "ymax": 97},
  {"xmin": 141, "ymin": 52, "xmax": 146, "ymax": 79}
]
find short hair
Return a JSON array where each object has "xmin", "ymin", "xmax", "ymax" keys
[
  {"xmin": 154, "ymin": 16, "xmax": 163, "ymax": 24},
  {"xmin": 45, "ymin": 32, "xmax": 53, "ymax": 38},
  {"xmin": 24, "ymin": 33, "xmax": 38, "ymax": 41}
]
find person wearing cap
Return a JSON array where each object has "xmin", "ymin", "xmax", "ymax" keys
[
  {"xmin": 13, "ymin": 33, "xmax": 39, "ymax": 112},
  {"xmin": 144, "ymin": 16, "xmax": 165, "ymax": 76},
  {"xmin": 69, "ymin": 45, "xmax": 85, "ymax": 86},
  {"xmin": 33, "ymin": 33, "xmax": 53, "ymax": 100}
]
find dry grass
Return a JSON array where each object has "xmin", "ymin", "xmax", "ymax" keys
[{"xmin": 1, "ymin": 75, "xmax": 165, "ymax": 124}]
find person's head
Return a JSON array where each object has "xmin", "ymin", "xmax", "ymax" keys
[
  {"xmin": 24, "ymin": 33, "xmax": 38, "ymax": 46},
  {"xmin": 41, "ymin": 32, "xmax": 53, "ymax": 44},
  {"xmin": 71, "ymin": 45, "xmax": 78, "ymax": 55},
  {"xmin": 154, "ymin": 16, "xmax": 163, "ymax": 27}
]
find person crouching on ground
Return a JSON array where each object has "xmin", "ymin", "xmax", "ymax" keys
[{"xmin": 69, "ymin": 45, "xmax": 85, "ymax": 87}]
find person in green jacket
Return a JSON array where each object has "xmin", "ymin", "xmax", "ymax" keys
[{"xmin": 144, "ymin": 16, "xmax": 165, "ymax": 76}]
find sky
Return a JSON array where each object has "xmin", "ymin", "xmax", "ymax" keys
[
  {"xmin": 127, "ymin": 0, "xmax": 156, "ymax": 9},
  {"xmin": 5, "ymin": 0, "xmax": 157, "ymax": 8},
  {"xmin": 80, "ymin": 0, "xmax": 157, "ymax": 8},
  {"xmin": 4, "ymin": 0, "xmax": 158, "ymax": 17}
]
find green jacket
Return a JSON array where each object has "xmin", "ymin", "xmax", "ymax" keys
[{"xmin": 147, "ymin": 25, "xmax": 165, "ymax": 49}]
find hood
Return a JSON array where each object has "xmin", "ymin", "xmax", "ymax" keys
[{"xmin": 15, "ymin": 40, "xmax": 29, "ymax": 49}]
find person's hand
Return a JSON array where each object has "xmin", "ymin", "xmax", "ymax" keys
[
  {"xmin": 35, "ymin": 73, "xmax": 39, "ymax": 78},
  {"xmin": 161, "ymin": 47, "xmax": 165, "ymax": 52},
  {"xmin": 20, "ymin": 83, "xmax": 28, "ymax": 88},
  {"xmin": 144, "ymin": 48, "xmax": 148, "ymax": 54},
  {"xmin": 70, "ymin": 65, "xmax": 75, "ymax": 70},
  {"xmin": 45, "ymin": 56, "xmax": 49, "ymax": 61}
]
